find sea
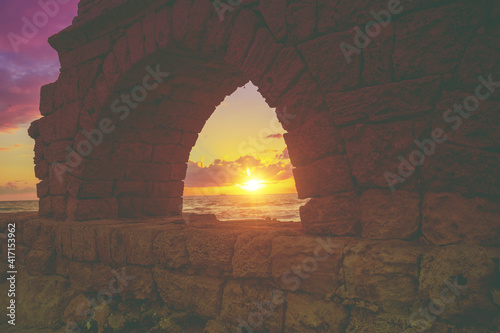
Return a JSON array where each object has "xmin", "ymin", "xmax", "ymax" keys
[{"xmin": 0, "ymin": 193, "xmax": 307, "ymax": 222}]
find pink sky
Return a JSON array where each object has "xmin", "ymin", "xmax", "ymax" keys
[{"xmin": 0, "ymin": 0, "xmax": 79, "ymax": 132}]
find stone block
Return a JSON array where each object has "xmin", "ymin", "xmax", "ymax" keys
[
  {"xmin": 275, "ymin": 72, "xmax": 324, "ymax": 131},
  {"xmin": 172, "ymin": 0, "xmax": 191, "ymax": 43},
  {"xmin": 155, "ymin": 6, "xmax": 173, "ymax": 49},
  {"xmin": 77, "ymin": 58, "xmax": 102, "ymax": 99},
  {"xmin": 285, "ymin": 293, "xmax": 349, "ymax": 333},
  {"xmin": 233, "ymin": 229, "xmax": 299, "ymax": 278},
  {"xmin": 183, "ymin": 0, "xmax": 213, "ymax": 50},
  {"xmin": 300, "ymin": 192, "xmax": 360, "ymax": 236},
  {"xmin": 342, "ymin": 121, "xmax": 419, "ymax": 188},
  {"xmin": 67, "ymin": 197, "xmax": 118, "ymax": 221},
  {"xmin": 32, "ymin": 220, "xmax": 56, "ymax": 250},
  {"xmin": 225, "ymin": 10, "xmax": 261, "ymax": 67},
  {"xmin": 152, "ymin": 144, "xmax": 190, "ymax": 163},
  {"xmin": 422, "ymin": 192, "xmax": 500, "ymax": 245},
  {"xmin": 138, "ymin": 128, "xmax": 183, "ymax": 145},
  {"xmin": 25, "ymin": 249, "xmax": 56, "ymax": 275},
  {"xmin": 103, "ymin": 51, "xmax": 122, "ymax": 89},
  {"xmin": 259, "ymin": 47, "xmax": 306, "ymax": 107},
  {"xmin": 112, "ymin": 141, "xmax": 153, "ymax": 162},
  {"xmin": 360, "ymin": 189, "xmax": 420, "ymax": 240},
  {"xmin": 419, "ymin": 245, "xmax": 498, "ymax": 323},
  {"xmin": 22, "ymin": 220, "xmax": 41, "ymax": 247},
  {"xmin": 299, "ymin": 31, "xmax": 361, "ymax": 92},
  {"xmin": 186, "ymin": 228, "xmax": 239, "ymax": 274},
  {"xmin": 110, "ymin": 227, "xmax": 127, "ymax": 265},
  {"xmin": 127, "ymin": 20, "xmax": 144, "ymax": 64},
  {"xmin": 153, "ymin": 268, "xmax": 224, "ymax": 317},
  {"xmin": 56, "ymin": 255, "xmax": 70, "ymax": 277},
  {"xmin": 220, "ymin": 281, "xmax": 285, "ymax": 332},
  {"xmin": 37, "ymin": 179, "xmax": 50, "ymax": 198},
  {"xmin": 431, "ymin": 91, "xmax": 500, "ymax": 149},
  {"xmin": 285, "ymin": 0, "xmax": 316, "ymax": 44},
  {"xmin": 293, "ymin": 155, "xmax": 354, "ymax": 199},
  {"xmin": 342, "ymin": 240, "xmax": 426, "ymax": 308},
  {"xmin": 201, "ymin": 10, "xmax": 236, "ymax": 55},
  {"xmin": 38, "ymin": 196, "xmax": 52, "ymax": 217},
  {"xmin": 394, "ymin": 3, "xmax": 482, "ymax": 80},
  {"xmin": 16, "ymin": 269, "xmax": 78, "ymax": 329},
  {"xmin": 38, "ymin": 104, "xmax": 80, "ymax": 146},
  {"xmin": 152, "ymin": 228, "xmax": 189, "ymax": 268},
  {"xmin": 69, "ymin": 260, "xmax": 93, "ymax": 291},
  {"xmin": 53, "ymin": 67, "xmax": 79, "ymax": 108},
  {"xmin": 126, "ymin": 162, "xmax": 171, "ymax": 181},
  {"xmin": 362, "ymin": 23, "xmax": 394, "ymax": 86},
  {"xmin": 123, "ymin": 227, "xmax": 162, "ymax": 265},
  {"xmin": 71, "ymin": 223, "xmax": 98, "ymax": 262},
  {"xmin": 327, "ymin": 76, "xmax": 442, "ymax": 125},
  {"xmin": 284, "ymin": 112, "xmax": 343, "ymax": 167},
  {"xmin": 35, "ymin": 160, "xmax": 49, "ymax": 180},
  {"xmin": 271, "ymin": 235, "xmax": 345, "ymax": 295},
  {"xmin": 34, "ymin": 136, "xmax": 46, "ymax": 164},
  {"xmin": 457, "ymin": 35, "xmax": 500, "ymax": 96},
  {"xmin": 421, "ymin": 144, "xmax": 500, "ymax": 196},
  {"xmin": 49, "ymin": 173, "xmax": 67, "ymax": 203},
  {"xmin": 241, "ymin": 27, "xmax": 283, "ymax": 84},
  {"xmin": 40, "ymin": 83, "xmax": 56, "ymax": 116},
  {"xmin": 118, "ymin": 197, "xmax": 144, "ymax": 217},
  {"xmin": 152, "ymin": 181, "xmax": 184, "ymax": 197},
  {"xmin": 143, "ymin": 197, "xmax": 182, "ymax": 216},
  {"xmin": 119, "ymin": 265, "xmax": 157, "ymax": 300},
  {"xmin": 68, "ymin": 177, "xmax": 114, "ymax": 198},
  {"xmin": 143, "ymin": 11, "xmax": 157, "ymax": 56},
  {"xmin": 113, "ymin": 35, "xmax": 132, "ymax": 74},
  {"xmin": 259, "ymin": 0, "xmax": 286, "ymax": 41}
]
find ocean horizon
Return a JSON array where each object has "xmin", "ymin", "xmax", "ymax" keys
[{"xmin": 0, "ymin": 193, "xmax": 306, "ymax": 222}]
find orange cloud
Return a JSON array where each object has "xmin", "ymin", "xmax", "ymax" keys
[
  {"xmin": 266, "ymin": 133, "xmax": 283, "ymax": 139},
  {"xmin": 185, "ymin": 155, "xmax": 293, "ymax": 188},
  {"xmin": 0, "ymin": 144, "xmax": 22, "ymax": 151}
]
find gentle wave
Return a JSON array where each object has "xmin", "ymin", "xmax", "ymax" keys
[{"xmin": 0, "ymin": 194, "xmax": 307, "ymax": 222}]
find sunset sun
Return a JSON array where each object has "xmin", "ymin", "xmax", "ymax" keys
[{"xmin": 237, "ymin": 179, "xmax": 266, "ymax": 192}]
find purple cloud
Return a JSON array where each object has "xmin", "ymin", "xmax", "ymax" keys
[{"xmin": 0, "ymin": 0, "xmax": 79, "ymax": 133}]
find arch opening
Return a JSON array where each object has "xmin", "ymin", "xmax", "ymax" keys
[
  {"xmin": 183, "ymin": 82, "xmax": 305, "ymax": 222},
  {"xmin": 60, "ymin": 47, "xmax": 307, "ymax": 222}
]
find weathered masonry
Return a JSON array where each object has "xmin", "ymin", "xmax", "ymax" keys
[{"xmin": 3, "ymin": 0, "xmax": 498, "ymax": 332}]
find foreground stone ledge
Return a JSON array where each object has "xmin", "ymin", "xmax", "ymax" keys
[{"xmin": 0, "ymin": 212, "xmax": 499, "ymax": 332}]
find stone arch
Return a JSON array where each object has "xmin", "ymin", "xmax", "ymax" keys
[
  {"xmin": 31, "ymin": 1, "xmax": 333, "ymax": 226},
  {"xmin": 29, "ymin": 0, "xmax": 500, "ymax": 239}
]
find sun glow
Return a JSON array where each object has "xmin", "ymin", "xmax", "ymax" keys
[{"xmin": 236, "ymin": 179, "xmax": 267, "ymax": 192}]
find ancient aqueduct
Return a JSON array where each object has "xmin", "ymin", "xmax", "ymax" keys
[{"xmin": 0, "ymin": 0, "xmax": 499, "ymax": 332}]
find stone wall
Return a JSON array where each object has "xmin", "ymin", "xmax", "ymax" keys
[
  {"xmin": 1, "ymin": 212, "xmax": 499, "ymax": 332},
  {"xmin": 27, "ymin": 0, "xmax": 500, "ymax": 235},
  {"xmin": 12, "ymin": 0, "xmax": 500, "ymax": 331}
]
